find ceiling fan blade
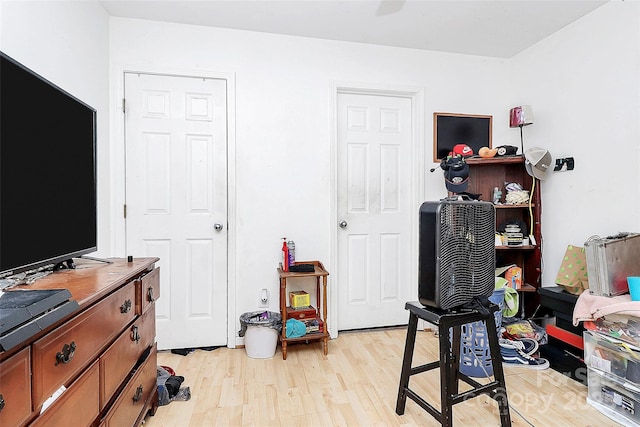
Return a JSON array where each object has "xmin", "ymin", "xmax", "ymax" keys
[{"xmin": 376, "ymin": 0, "xmax": 406, "ymax": 16}]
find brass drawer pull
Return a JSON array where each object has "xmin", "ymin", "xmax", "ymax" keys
[
  {"xmin": 120, "ymin": 299, "xmax": 132, "ymax": 313},
  {"xmin": 131, "ymin": 325, "xmax": 141, "ymax": 343},
  {"xmin": 55, "ymin": 341, "xmax": 77, "ymax": 365},
  {"xmin": 147, "ymin": 287, "xmax": 155, "ymax": 302},
  {"xmin": 132, "ymin": 385, "xmax": 143, "ymax": 402}
]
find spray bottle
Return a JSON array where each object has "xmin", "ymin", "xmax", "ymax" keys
[
  {"xmin": 287, "ymin": 240, "xmax": 295, "ymax": 267},
  {"xmin": 281, "ymin": 238, "xmax": 289, "ymax": 271}
]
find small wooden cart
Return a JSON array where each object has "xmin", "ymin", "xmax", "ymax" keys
[{"xmin": 278, "ymin": 260, "xmax": 329, "ymax": 360}]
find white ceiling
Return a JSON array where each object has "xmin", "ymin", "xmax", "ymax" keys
[{"xmin": 99, "ymin": 0, "xmax": 609, "ymax": 58}]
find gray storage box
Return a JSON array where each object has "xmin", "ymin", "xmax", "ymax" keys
[{"xmin": 585, "ymin": 232, "xmax": 640, "ymax": 296}]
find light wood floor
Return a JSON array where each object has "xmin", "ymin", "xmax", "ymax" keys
[{"xmin": 143, "ymin": 327, "xmax": 621, "ymax": 427}]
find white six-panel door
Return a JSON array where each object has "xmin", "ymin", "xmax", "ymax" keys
[
  {"xmin": 337, "ymin": 92, "xmax": 414, "ymax": 330},
  {"xmin": 124, "ymin": 72, "xmax": 228, "ymax": 350}
]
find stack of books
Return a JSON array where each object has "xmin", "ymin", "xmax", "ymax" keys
[{"xmin": 302, "ymin": 318, "xmax": 324, "ymax": 334}]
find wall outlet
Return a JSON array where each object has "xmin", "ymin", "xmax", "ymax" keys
[{"xmin": 258, "ymin": 288, "xmax": 269, "ymax": 308}]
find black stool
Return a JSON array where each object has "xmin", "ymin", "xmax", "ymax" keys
[{"xmin": 395, "ymin": 301, "xmax": 511, "ymax": 427}]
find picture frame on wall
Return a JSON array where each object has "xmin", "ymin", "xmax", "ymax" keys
[{"xmin": 433, "ymin": 112, "xmax": 492, "ymax": 162}]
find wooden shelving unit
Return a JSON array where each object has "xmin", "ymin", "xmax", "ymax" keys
[
  {"xmin": 277, "ymin": 260, "xmax": 329, "ymax": 360},
  {"xmin": 466, "ymin": 156, "xmax": 542, "ymax": 316}
]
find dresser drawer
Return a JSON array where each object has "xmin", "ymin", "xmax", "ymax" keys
[
  {"xmin": 100, "ymin": 305, "xmax": 156, "ymax": 409},
  {"xmin": 31, "ymin": 359, "xmax": 100, "ymax": 427},
  {"xmin": 102, "ymin": 344, "xmax": 158, "ymax": 427},
  {"xmin": 0, "ymin": 347, "xmax": 31, "ymax": 427},
  {"xmin": 136, "ymin": 267, "xmax": 160, "ymax": 315},
  {"xmin": 32, "ymin": 283, "xmax": 137, "ymax": 408}
]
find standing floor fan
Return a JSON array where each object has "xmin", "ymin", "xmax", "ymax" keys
[{"xmin": 418, "ymin": 199, "xmax": 496, "ymax": 310}]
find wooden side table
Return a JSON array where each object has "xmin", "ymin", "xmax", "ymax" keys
[{"xmin": 278, "ymin": 260, "xmax": 329, "ymax": 360}]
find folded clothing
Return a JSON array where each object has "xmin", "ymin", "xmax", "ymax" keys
[{"xmin": 573, "ymin": 291, "xmax": 640, "ymax": 326}]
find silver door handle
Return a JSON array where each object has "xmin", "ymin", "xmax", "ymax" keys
[
  {"xmin": 339, "ymin": 220, "xmax": 348, "ymax": 229},
  {"xmin": 214, "ymin": 223, "xmax": 223, "ymax": 231}
]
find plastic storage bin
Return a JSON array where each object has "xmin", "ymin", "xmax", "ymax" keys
[
  {"xmin": 584, "ymin": 331, "xmax": 638, "ymax": 381},
  {"xmin": 238, "ymin": 311, "xmax": 282, "ymax": 359},
  {"xmin": 457, "ymin": 288, "xmax": 506, "ymax": 378},
  {"xmin": 588, "ymin": 367, "xmax": 640, "ymax": 426}
]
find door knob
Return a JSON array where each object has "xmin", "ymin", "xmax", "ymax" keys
[
  {"xmin": 214, "ymin": 223, "xmax": 223, "ymax": 231},
  {"xmin": 339, "ymin": 220, "xmax": 348, "ymax": 229}
]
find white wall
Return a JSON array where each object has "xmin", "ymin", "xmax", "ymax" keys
[
  {"xmin": 3, "ymin": 0, "xmax": 638, "ymax": 341},
  {"xmin": 509, "ymin": 1, "xmax": 640, "ymax": 288},
  {"xmin": 0, "ymin": 0, "xmax": 111, "ymax": 256},
  {"xmin": 109, "ymin": 18, "xmax": 515, "ymax": 330}
]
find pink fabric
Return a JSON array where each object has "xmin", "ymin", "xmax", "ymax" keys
[{"xmin": 572, "ymin": 291, "xmax": 640, "ymax": 326}]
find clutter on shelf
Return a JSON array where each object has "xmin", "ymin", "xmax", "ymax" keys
[{"xmin": 503, "ymin": 182, "xmax": 530, "ymax": 205}]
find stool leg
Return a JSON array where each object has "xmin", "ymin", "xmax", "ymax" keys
[
  {"xmin": 438, "ymin": 323, "xmax": 455, "ymax": 427},
  {"xmin": 396, "ymin": 312, "xmax": 419, "ymax": 415},
  {"xmin": 485, "ymin": 316, "xmax": 512, "ymax": 426},
  {"xmin": 450, "ymin": 324, "xmax": 462, "ymax": 395}
]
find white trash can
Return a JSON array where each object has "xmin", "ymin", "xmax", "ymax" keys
[
  {"xmin": 239, "ymin": 311, "xmax": 282, "ymax": 359},
  {"xmin": 244, "ymin": 325, "xmax": 279, "ymax": 358}
]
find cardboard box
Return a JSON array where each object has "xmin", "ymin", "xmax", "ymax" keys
[
  {"xmin": 505, "ymin": 266, "xmax": 522, "ymax": 289},
  {"xmin": 289, "ymin": 291, "xmax": 310, "ymax": 308}
]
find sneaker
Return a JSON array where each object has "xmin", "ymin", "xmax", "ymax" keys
[
  {"xmin": 501, "ymin": 348, "xmax": 550, "ymax": 370},
  {"xmin": 499, "ymin": 337, "xmax": 538, "ymax": 356}
]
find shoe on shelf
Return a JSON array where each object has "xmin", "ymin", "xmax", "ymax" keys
[
  {"xmin": 501, "ymin": 347, "xmax": 550, "ymax": 370},
  {"xmin": 499, "ymin": 337, "xmax": 539, "ymax": 356}
]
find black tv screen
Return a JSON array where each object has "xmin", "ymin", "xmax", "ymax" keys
[{"xmin": 1, "ymin": 52, "xmax": 97, "ymax": 276}]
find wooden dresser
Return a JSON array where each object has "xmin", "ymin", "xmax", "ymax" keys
[{"xmin": 0, "ymin": 257, "xmax": 160, "ymax": 427}]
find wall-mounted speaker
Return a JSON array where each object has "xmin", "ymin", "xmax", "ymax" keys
[{"xmin": 418, "ymin": 200, "xmax": 496, "ymax": 310}]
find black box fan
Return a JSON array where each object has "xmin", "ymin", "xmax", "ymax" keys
[{"xmin": 418, "ymin": 200, "xmax": 496, "ymax": 310}]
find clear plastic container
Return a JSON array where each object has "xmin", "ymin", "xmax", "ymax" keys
[{"xmin": 588, "ymin": 366, "xmax": 640, "ymax": 426}]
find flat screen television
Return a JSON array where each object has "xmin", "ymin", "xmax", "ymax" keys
[{"xmin": 1, "ymin": 52, "xmax": 97, "ymax": 277}]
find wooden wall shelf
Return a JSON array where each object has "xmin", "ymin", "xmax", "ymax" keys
[{"xmin": 465, "ymin": 156, "xmax": 543, "ymax": 316}]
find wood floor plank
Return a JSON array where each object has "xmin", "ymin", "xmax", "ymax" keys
[{"xmin": 143, "ymin": 328, "xmax": 622, "ymax": 426}]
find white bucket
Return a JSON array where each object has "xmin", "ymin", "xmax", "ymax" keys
[{"xmin": 244, "ymin": 325, "xmax": 278, "ymax": 359}]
